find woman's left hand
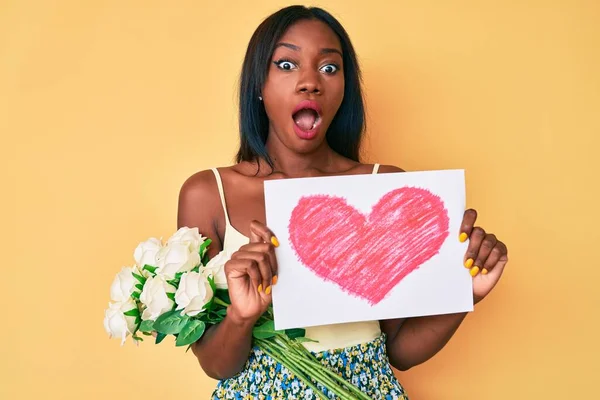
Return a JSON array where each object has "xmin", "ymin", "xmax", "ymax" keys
[{"xmin": 459, "ymin": 209, "xmax": 509, "ymax": 304}]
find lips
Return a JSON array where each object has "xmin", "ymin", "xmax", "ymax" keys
[{"xmin": 292, "ymin": 100, "xmax": 322, "ymax": 140}]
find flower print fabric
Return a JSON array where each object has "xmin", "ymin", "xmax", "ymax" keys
[{"xmin": 212, "ymin": 333, "xmax": 408, "ymax": 400}]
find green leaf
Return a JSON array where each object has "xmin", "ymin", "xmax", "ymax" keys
[
  {"xmin": 153, "ymin": 310, "xmax": 189, "ymax": 334},
  {"xmin": 191, "ymin": 266, "xmax": 200, "ymax": 273},
  {"xmin": 215, "ymin": 308, "xmax": 227, "ymax": 317},
  {"xmin": 175, "ymin": 271, "xmax": 184, "ymax": 279},
  {"xmin": 207, "ymin": 275, "xmax": 216, "ymax": 292},
  {"xmin": 284, "ymin": 328, "xmax": 306, "ymax": 339},
  {"xmin": 132, "ymin": 334, "xmax": 144, "ymax": 342},
  {"xmin": 252, "ymin": 319, "xmax": 280, "ymax": 339},
  {"xmin": 124, "ymin": 308, "xmax": 140, "ymax": 317},
  {"xmin": 139, "ymin": 319, "xmax": 155, "ymax": 333},
  {"xmin": 132, "ymin": 273, "xmax": 146, "ymax": 285},
  {"xmin": 293, "ymin": 337, "xmax": 318, "ymax": 343},
  {"xmin": 199, "ymin": 239, "xmax": 212, "ymax": 258},
  {"xmin": 131, "ymin": 291, "xmax": 140, "ymax": 299},
  {"xmin": 143, "ymin": 264, "xmax": 157, "ymax": 274},
  {"xmin": 134, "ymin": 283, "xmax": 144, "ymax": 291},
  {"xmin": 175, "ymin": 320, "xmax": 206, "ymax": 347},
  {"xmin": 155, "ymin": 332, "xmax": 167, "ymax": 344},
  {"xmin": 185, "ymin": 344, "xmax": 193, "ymax": 353},
  {"xmin": 167, "ymin": 279, "xmax": 179, "ymax": 287},
  {"xmin": 215, "ymin": 289, "xmax": 231, "ymax": 304},
  {"xmin": 166, "ymin": 292, "xmax": 175, "ymax": 301}
]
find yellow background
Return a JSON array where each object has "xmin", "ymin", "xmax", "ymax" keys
[{"xmin": 2, "ymin": 0, "xmax": 598, "ymax": 398}]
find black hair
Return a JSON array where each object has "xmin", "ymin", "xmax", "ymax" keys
[{"xmin": 236, "ymin": 5, "xmax": 366, "ymax": 167}]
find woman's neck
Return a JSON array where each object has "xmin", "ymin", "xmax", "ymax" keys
[{"xmin": 262, "ymin": 135, "xmax": 340, "ymax": 178}]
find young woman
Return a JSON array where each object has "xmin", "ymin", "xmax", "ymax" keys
[{"xmin": 177, "ymin": 5, "xmax": 508, "ymax": 399}]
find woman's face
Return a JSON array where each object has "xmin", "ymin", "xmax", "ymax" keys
[{"xmin": 262, "ymin": 19, "xmax": 345, "ymax": 155}]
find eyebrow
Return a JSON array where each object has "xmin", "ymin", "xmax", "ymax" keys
[{"xmin": 275, "ymin": 42, "xmax": 343, "ymax": 57}]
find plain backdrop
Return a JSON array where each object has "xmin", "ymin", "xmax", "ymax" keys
[{"xmin": 2, "ymin": 0, "xmax": 598, "ymax": 399}]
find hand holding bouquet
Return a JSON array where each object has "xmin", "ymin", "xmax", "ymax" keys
[{"xmin": 104, "ymin": 227, "xmax": 371, "ymax": 400}]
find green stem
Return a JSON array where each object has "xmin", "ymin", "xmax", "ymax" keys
[
  {"xmin": 273, "ymin": 334, "xmax": 370, "ymax": 400},
  {"xmin": 257, "ymin": 339, "xmax": 364, "ymax": 400},
  {"xmin": 213, "ymin": 297, "xmax": 230, "ymax": 308},
  {"xmin": 256, "ymin": 340, "xmax": 330, "ymax": 400},
  {"xmin": 283, "ymin": 350, "xmax": 371, "ymax": 400}
]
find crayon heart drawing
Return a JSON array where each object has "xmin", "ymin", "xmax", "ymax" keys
[{"xmin": 288, "ymin": 187, "xmax": 450, "ymax": 305}]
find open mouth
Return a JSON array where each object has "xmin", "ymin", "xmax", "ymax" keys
[{"xmin": 292, "ymin": 100, "xmax": 322, "ymax": 138}]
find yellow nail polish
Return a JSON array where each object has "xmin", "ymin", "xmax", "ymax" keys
[
  {"xmin": 470, "ymin": 266, "xmax": 480, "ymax": 277},
  {"xmin": 482, "ymin": 268, "xmax": 488, "ymax": 275},
  {"xmin": 465, "ymin": 258, "xmax": 474, "ymax": 269},
  {"xmin": 459, "ymin": 232, "xmax": 468, "ymax": 243},
  {"xmin": 271, "ymin": 236, "xmax": 280, "ymax": 247},
  {"xmin": 272, "ymin": 275, "xmax": 278, "ymax": 285},
  {"xmin": 258, "ymin": 284, "xmax": 263, "ymax": 293},
  {"xmin": 265, "ymin": 285, "xmax": 272, "ymax": 295}
]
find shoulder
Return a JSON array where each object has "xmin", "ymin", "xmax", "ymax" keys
[
  {"xmin": 178, "ymin": 169, "xmax": 219, "ymax": 202},
  {"xmin": 176, "ymin": 169, "xmax": 224, "ymax": 230},
  {"xmin": 376, "ymin": 164, "xmax": 405, "ymax": 174}
]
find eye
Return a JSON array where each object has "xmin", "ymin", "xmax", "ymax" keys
[
  {"xmin": 274, "ymin": 59, "xmax": 297, "ymax": 71},
  {"xmin": 320, "ymin": 64, "xmax": 339, "ymax": 74}
]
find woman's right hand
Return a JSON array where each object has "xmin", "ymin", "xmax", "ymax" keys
[{"xmin": 224, "ymin": 220, "xmax": 279, "ymax": 325}]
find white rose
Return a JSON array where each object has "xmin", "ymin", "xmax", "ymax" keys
[
  {"xmin": 155, "ymin": 242, "xmax": 200, "ymax": 280},
  {"xmin": 103, "ymin": 298, "xmax": 138, "ymax": 345},
  {"xmin": 134, "ymin": 237, "xmax": 163, "ymax": 273},
  {"xmin": 167, "ymin": 227, "xmax": 205, "ymax": 255},
  {"xmin": 175, "ymin": 271, "xmax": 214, "ymax": 316},
  {"xmin": 110, "ymin": 266, "xmax": 137, "ymax": 302},
  {"xmin": 139, "ymin": 276, "xmax": 176, "ymax": 321},
  {"xmin": 203, "ymin": 250, "xmax": 231, "ymax": 289}
]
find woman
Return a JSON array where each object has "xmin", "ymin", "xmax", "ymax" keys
[{"xmin": 177, "ymin": 5, "xmax": 508, "ymax": 399}]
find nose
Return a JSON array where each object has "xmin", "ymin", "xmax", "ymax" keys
[{"xmin": 295, "ymin": 69, "xmax": 321, "ymax": 95}]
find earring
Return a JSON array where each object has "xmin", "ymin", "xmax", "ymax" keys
[{"xmin": 259, "ymin": 96, "xmax": 263, "ymax": 101}]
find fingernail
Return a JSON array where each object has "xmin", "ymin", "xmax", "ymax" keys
[
  {"xmin": 481, "ymin": 268, "xmax": 488, "ymax": 275},
  {"xmin": 271, "ymin": 236, "xmax": 280, "ymax": 247},
  {"xmin": 272, "ymin": 275, "xmax": 278, "ymax": 285},
  {"xmin": 464, "ymin": 258, "xmax": 474, "ymax": 269},
  {"xmin": 459, "ymin": 232, "xmax": 468, "ymax": 242},
  {"xmin": 258, "ymin": 284, "xmax": 263, "ymax": 293},
  {"xmin": 265, "ymin": 285, "xmax": 272, "ymax": 295},
  {"xmin": 470, "ymin": 266, "xmax": 480, "ymax": 277}
]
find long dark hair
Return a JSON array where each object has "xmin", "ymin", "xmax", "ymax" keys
[{"xmin": 236, "ymin": 5, "xmax": 366, "ymax": 167}]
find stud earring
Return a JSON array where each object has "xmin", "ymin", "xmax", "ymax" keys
[{"xmin": 259, "ymin": 96, "xmax": 263, "ymax": 101}]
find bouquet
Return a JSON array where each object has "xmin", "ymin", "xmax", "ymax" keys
[{"xmin": 104, "ymin": 227, "xmax": 371, "ymax": 400}]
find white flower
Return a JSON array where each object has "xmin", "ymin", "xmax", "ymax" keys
[
  {"xmin": 103, "ymin": 298, "xmax": 138, "ymax": 345},
  {"xmin": 202, "ymin": 249, "xmax": 231, "ymax": 289},
  {"xmin": 139, "ymin": 276, "xmax": 176, "ymax": 321},
  {"xmin": 155, "ymin": 242, "xmax": 200, "ymax": 280},
  {"xmin": 110, "ymin": 266, "xmax": 137, "ymax": 302},
  {"xmin": 175, "ymin": 271, "xmax": 214, "ymax": 316},
  {"xmin": 167, "ymin": 227, "xmax": 205, "ymax": 255},
  {"xmin": 133, "ymin": 237, "xmax": 163, "ymax": 273}
]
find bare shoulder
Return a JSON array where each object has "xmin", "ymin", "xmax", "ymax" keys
[
  {"xmin": 176, "ymin": 169, "xmax": 224, "ymax": 252},
  {"xmin": 376, "ymin": 164, "xmax": 405, "ymax": 174},
  {"xmin": 178, "ymin": 169, "xmax": 219, "ymax": 206}
]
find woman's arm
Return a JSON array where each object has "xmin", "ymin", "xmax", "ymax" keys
[
  {"xmin": 177, "ymin": 171, "xmax": 253, "ymax": 379},
  {"xmin": 177, "ymin": 171, "xmax": 279, "ymax": 380},
  {"xmin": 381, "ymin": 313, "xmax": 468, "ymax": 371},
  {"xmin": 377, "ymin": 165, "xmax": 509, "ymax": 371}
]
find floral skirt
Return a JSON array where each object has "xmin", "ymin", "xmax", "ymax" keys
[{"xmin": 211, "ymin": 333, "xmax": 408, "ymax": 400}]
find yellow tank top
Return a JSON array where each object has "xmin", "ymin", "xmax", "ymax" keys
[{"xmin": 211, "ymin": 166, "xmax": 382, "ymax": 352}]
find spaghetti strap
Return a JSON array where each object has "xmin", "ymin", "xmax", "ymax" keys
[
  {"xmin": 372, "ymin": 163, "xmax": 380, "ymax": 174},
  {"xmin": 211, "ymin": 168, "xmax": 231, "ymax": 226}
]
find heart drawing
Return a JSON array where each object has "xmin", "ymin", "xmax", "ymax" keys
[{"xmin": 288, "ymin": 187, "xmax": 450, "ymax": 305}]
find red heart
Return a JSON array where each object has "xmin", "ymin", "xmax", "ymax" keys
[{"xmin": 288, "ymin": 187, "xmax": 450, "ymax": 305}]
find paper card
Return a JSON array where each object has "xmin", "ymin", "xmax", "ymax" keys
[{"xmin": 264, "ymin": 169, "xmax": 473, "ymax": 330}]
